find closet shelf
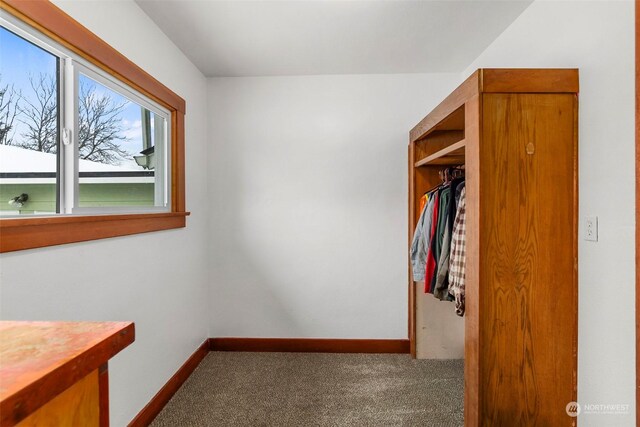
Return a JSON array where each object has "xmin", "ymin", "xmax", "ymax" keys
[{"xmin": 414, "ymin": 140, "xmax": 465, "ymax": 167}]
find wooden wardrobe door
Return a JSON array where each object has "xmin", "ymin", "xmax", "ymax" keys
[{"xmin": 479, "ymin": 93, "xmax": 578, "ymax": 426}]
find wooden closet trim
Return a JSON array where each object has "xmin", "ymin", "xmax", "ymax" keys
[
  {"xmin": 0, "ymin": 0, "xmax": 188, "ymax": 253},
  {"xmin": 480, "ymin": 68, "xmax": 579, "ymax": 93}
]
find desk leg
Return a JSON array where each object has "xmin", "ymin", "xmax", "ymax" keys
[{"xmin": 99, "ymin": 363, "xmax": 109, "ymax": 427}]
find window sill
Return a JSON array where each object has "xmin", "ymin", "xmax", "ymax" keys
[{"xmin": 0, "ymin": 212, "xmax": 190, "ymax": 253}]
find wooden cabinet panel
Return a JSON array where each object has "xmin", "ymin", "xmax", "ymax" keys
[
  {"xmin": 16, "ymin": 371, "xmax": 100, "ymax": 427},
  {"xmin": 479, "ymin": 93, "xmax": 577, "ymax": 425}
]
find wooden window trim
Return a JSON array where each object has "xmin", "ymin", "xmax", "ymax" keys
[{"xmin": 0, "ymin": 0, "xmax": 188, "ymax": 253}]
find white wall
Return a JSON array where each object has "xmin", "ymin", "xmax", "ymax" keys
[
  {"xmin": 462, "ymin": 1, "xmax": 635, "ymax": 425},
  {"xmin": 0, "ymin": 1, "xmax": 210, "ymax": 425},
  {"xmin": 207, "ymin": 73, "xmax": 461, "ymax": 339}
]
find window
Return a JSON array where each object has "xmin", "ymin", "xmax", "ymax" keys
[
  {"xmin": 0, "ymin": 20, "xmax": 171, "ymax": 216},
  {"xmin": 0, "ymin": 26, "xmax": 60, "ymax": 215},
  {"xmin": 0, "ymin": 2, "xmax": 187, "ymax": 252},
  {"xmin": 74, "ymin": 69, "xmax": 170, "ymax": 211}
]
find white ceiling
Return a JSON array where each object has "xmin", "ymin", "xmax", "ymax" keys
[{"xmin": 136, "ymin": 0, "xmax": 532, "ymax": 77}]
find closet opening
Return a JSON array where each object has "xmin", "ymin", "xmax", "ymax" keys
[{"xmin": 409, "ymin": 103, "xmax": 467, "ymax": 361}]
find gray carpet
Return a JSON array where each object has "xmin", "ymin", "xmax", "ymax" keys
[{"xmin": 150, "ymin": 352, "xmax": 464, "ymax": 427}]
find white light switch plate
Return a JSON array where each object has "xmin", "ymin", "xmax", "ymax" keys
[{"xmin": 585, "ymin": 216, "xmax": 598, "ymax": 242}]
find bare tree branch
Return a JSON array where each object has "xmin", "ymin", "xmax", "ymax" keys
[
  {"xmin": 18, "ymin": 74, "xmax": 57, "ymax": 153},
  {"xmin": 78, "ymin": 80, "xmax": 130, "ymax": 164},
  {"xmin": 10, "ymin": 74, "xmax": 132, "ymax": 166},
  {"xmin": 0, "ymin": 75, "xmax": 21, "ymax": 145}
]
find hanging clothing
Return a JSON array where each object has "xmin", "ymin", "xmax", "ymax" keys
[
  {"xmin": 428, "ymin": 186, "xmax": 451, "ymax": 293},
  {"xmin": 434, "ymin": 180, "xmax": 465, "ymax": 300},
  {"xmin": 419, "ymin": 193, "xmax": 428, "ymax": 213},
  {"xmin": 448, "ymin": 186, "xmax": 467, "ymax": 316},
  {"xmin": 453, "ymin": 181, "xmax": 465, "ymax": 209},
  {"xmin": 434, "ymin": 222, "xmax": 453, "ymax": 300},
  {"xmin": 410, "ymin": 193, "xmax": 435, "ymax": 282},
  {"xmin": 423, "ymin": 190, "xmax": 440, "ymax": 293},
  {"xmin": 432, "ymin": 187, "xmax": 451, "ymax": 265}
]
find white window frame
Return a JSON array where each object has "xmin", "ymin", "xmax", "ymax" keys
[
  {"xmin": 0, "ymin": 12, "xmax": 172, "ymax": 216},
  {"xmin": 71, "ymin": 62, "xmax": 171, "ymax": 214}
]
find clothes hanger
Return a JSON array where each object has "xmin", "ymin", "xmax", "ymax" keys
[
  {"xmin": 424, "ymin": 168, "xmax": 448, "ymax": 195},
  {"xmin": 450, "ymin": 165, "xmax": 465, "ymax": 179}
]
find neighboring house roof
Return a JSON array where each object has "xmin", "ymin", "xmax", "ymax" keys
[
  {"xmin": 0, "ymin": 144, "xmax": 141, "ymax": 172},
  {"xmin": 0, "ymin": 144, "xmax": 153, "ymax": 184}
]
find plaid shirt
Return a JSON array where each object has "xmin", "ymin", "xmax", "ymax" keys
[{"xmin": 448, "ymin": 187, "xmax": 466, "ymax": 316}]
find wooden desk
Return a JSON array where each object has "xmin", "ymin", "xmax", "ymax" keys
[{"xmin": 0, "ymin": 321, "xmax": 135, "ymax": 427}]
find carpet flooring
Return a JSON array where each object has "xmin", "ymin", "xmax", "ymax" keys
[{"xmin": 150, "ymin": 352, "xmax": 464, "ymax": 427}]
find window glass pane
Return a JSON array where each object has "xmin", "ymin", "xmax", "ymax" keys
[
  {"xmin": 0, "ymin": 26, "xmax": 59, "ymax": 216},
  {"xmin": 77, "ymin": 73, "xmax": 167, "ymax": 208}
]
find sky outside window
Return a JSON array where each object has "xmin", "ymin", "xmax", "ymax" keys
[
  {"xmin": 78, "ymin": 73, "xmax": 155, "ymax": 171},
  {"xmin": 0, "ymin": 26, "xmax": 59, "ymax": 214},
  {"xmin": 1, "ymin": 26, "xmax": 58, "ymax": 158}
]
